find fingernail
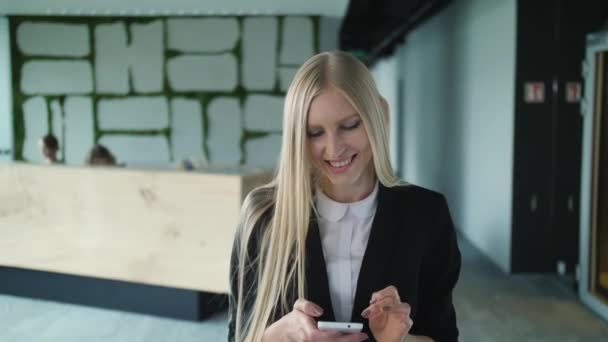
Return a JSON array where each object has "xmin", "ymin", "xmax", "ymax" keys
[
  {"xmin": 359, "ymin": 333, "xmax": 369, "ymax": 341},
  {"xmin": 314, "ymin": 307, "xmax": 323, "ymax": 316},
  {"xmin": 361, "ymin": 309, "xmax": 370, "ymax": 318},
  {"xmin": 369, "ymin": 298, "xmax": 376, "ymax": 304}
]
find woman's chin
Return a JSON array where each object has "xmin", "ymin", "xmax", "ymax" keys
[{"xmin": 325, "ymin": 172, "xmax": 357, "ymax": 187}]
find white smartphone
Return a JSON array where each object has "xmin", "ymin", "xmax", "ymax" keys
[{"xmin": 317, "ymin": 321, "xmax": 363, "ymax": 333}]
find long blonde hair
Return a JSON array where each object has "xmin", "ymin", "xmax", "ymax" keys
[{"xmin": 234, "ymin": 50, "xmax": 401, "ymax": 341}]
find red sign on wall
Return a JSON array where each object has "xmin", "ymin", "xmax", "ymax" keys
[
  {"xmin": 524, "ymin": 82, "xmax": 545, "ymax": 103},
  {"xmin": 565, "ymin": 82, "xmax": 581, "ymax": 103}
]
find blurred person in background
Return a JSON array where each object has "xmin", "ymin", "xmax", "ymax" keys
[
  {"xmin": 38, "ymin": 133, "xmax": 60, "ymax": 164},
  {"xmin": 86, "ymin": 144, "xmax": 116, "ymax": 166}
]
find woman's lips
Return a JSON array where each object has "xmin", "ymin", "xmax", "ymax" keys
[{"xmin": 324, "ymin": 154, "xmax": 357, "ymax": 174}]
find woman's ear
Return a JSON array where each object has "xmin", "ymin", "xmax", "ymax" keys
[{"xmin": 380, "ymin": 96, "xmax": 390, "ymax": 123}]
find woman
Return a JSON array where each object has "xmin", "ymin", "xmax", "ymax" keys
[{"xmin": 229, "ymin": 51, "xmax": 460, "ymax": 342}]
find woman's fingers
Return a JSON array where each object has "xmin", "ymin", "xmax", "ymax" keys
[
  {"xmin": 293, "ymin": 298, "xmax": 324, "ymax": 317},
  {"xmin": 369, "ymin": 285, "xmax": 400, "ymax": 304},
  {"xmin": 298, "ymin": 329, "xmax": 343, "ymax": 342},
  {"xmin": 367, "ymin": 308, "xmax": 411, "ymax": 325},
  {"xmin": 362, "ymin": 301, "xmax": 411, "ymax": 319},
  {"xmin": 362, "ymin": 285, "xmax": 403, "ymax": 318},
  {"xmin": 293, "ymin": 307, "xmax": 343, "ymax": 341},
  {"xmin": 290, "ymin": 299, "xmax": 370, "ymax": 341},
  {"xmin": 362, "ymin": 295, "xmax": 398, "ymax": 314},
  {"xmin": 333, "ymin": 332, "xmax": 370, "ymax": 342},
  {"xmin": 309, "ymin": 330, "xmax": 367, "ymax": 342},
  {"xmin": 398, "ymin": 314, "xmax": 414, "ymax": 331},
  {"xmin": 293, "ymin": 308, "xmax": 321, "ymax": 332}
]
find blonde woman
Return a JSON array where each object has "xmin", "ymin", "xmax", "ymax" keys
[{"xmin": 229, "ymin": 51, "xmax": 461, "ymax": 342}]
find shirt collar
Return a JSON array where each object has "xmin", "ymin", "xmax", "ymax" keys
[{"xmin": 315, "ymin": 182, "xmax": 379, "ymax": 222}]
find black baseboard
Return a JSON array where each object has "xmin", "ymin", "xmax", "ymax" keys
[{"xmin": 0, "ymin": 266, "xmax": 227, "ymax": 320}]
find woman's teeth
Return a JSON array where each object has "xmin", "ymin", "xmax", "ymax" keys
[{"xmin": 328, "ymin": 155, "xmax": 353, "ymax": 168}]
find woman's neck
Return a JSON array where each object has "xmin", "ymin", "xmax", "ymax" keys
[{"xmin": 320, "ymin": 172, "xmax": 376, "ymax": 203}]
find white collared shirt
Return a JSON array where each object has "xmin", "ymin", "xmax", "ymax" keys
[{"xmin": 314, "ymin": 182, "xmax": 379, "ymax": 322}]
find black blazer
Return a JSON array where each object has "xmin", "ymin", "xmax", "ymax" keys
[{"xmin": 228, "ymin": 184, "xmax": 461, "ymax": 342}]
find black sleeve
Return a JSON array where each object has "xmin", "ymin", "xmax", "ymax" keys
[
  {"xmin": 413, "ymin": 194, "xmax": 461, "ymax": 341},
  {"xmin": 227, "ymin": 218, "xmax": 264, "ymax": 342},
  {"xmin": 227, "ymin": 228, "xmax": 243, "ymax": 342}
]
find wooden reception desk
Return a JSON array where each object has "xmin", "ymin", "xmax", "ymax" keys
[{"xmin": 0, "ymin": 162, "xmax": 271, "ymax": 296}]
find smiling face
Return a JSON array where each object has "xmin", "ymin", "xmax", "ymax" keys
[{"xmin": 306, "ymin": 87, "xmax": 375, "ymax": 200}]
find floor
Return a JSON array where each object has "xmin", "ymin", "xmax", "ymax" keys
[
  {"xmin": 1, "ymin": 236, "xmax": 607, "ymax": 342},
  {"xmin": 454, "ymin": 237, "xmax": 608, "ymax": 341}
]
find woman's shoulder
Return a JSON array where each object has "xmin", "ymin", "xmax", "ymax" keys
[
  {"xmin": 383, "ymin": 183, "xmax": 456, "ymax": 244},
  {"xmin": 383, "ymin": 182, "xmax": 448, "ymax": 209},
  {"xmin": 238, "ymin": 184, "xmax": 276, "ymax": 236},
  {"xmin": 242, "ymin": 184, "xmax": 276, "ymax": 218}
]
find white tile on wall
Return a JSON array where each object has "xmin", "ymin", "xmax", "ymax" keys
[
  {"xmin": 50, "ymin": 99, "xmax": 63, "ymax": 160},
  {"xmin": 207, "ymin": 97, "xmax": 242, "ymax": 165},
  {"xmin": 242, "ymin": 17, "xmax": 278, "ymax": 91},
  {"xmin": 22, "ymin": 96, "xmax": 48, "ymax": 162},
  {"xmin": 244, "ymin": 134, "xmax": 282, "ymax": 169},
  {"xmin": 95, "ymin": 21, "xmax": 164, "ymax": 94},
  {"xmin": 17, "ymin": 22, "xmax": 90, "ymax": 57},
  {"xmin": 0, "ymin": 17, "xmax": 12, "ymax": 161},
  {"xmin": 167, "ymin": 18, "xmax": 239, "ymax": 53},
  {"xmin": 244, "ymin": 95, "xmax": 284, "ymax": 131},
  {"xmin": 129, "ymin": 20, "xmax": 164, "ymax": 93},
  {"xmin": 21, "ymin": 60, "xmax": 93, "ymax": 95},
  {"xmin": 280, "ymin": 17, "xmax": 314, "ymax": 65},
  {"xmin": 64, "ymin": 96, "xmax": 94, "ymax": 165},
  {"xmin": 98, "ymin": 96, "xmax": 169, "ymax": 130},
  {"xmin": 99, "ymin": 135, "xmax": 170, "ymax": 165},
  {"xmin": 12, "ymin": 15, "xmax": 322, "ymax": 169},
  {"xmin": 95, "ymin": 22, "xmax": 129, "ymax": 94},
  {"xmin": 167, "ymin": 54, "xmax": 237, "ymax": 91},
  {"xmin": 170, "ymin": 98, "xmax": 204, "ymax": 161}
]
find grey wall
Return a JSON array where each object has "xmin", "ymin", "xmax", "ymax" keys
[
  {"xmin": 371, "ymin": 57, "xmax": 400, "ymax": 174},
  {"xmin": 398, "ymin": 0, "xmax": 516, "ymax": 272}
]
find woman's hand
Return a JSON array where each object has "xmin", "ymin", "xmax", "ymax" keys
[
  {"xmin": 263, "ymin": 298, "xmax": 369, "ymax": 342},
  {"xmin": 361, "ymin": 286, "xmax": 413, "ymax": 342}
]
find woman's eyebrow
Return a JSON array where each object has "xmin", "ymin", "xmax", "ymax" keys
[
  {"xmin": 307, "ymin": 113, "xmax": 359, "ymax": 129},
  {"xmin": 338, "ymin": 113, "xmax": 359, "ymax": 122}
]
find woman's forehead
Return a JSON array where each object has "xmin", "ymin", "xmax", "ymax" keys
[{"xmin": 307, "ymin": 88, "xmax": 358, "ymax": 125}]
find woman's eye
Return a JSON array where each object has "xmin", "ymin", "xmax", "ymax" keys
[
  {"xmin": 307, "ymin": 130, "xmax": 323, "ymax": 138},
  {"xmin": 342, "ymin": 120, "xmax": 361, "ymax": 130}
]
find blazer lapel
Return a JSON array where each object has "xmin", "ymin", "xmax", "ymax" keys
[
  {"xmin": 350, "ymin": 184, "xmax": 399, "ymax": 323},
  {"xmin": 305, "ymin": 216, "xmax": 335, "ymax": 321}
]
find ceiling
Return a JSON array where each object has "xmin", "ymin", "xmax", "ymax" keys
[{"xmin": 0, "ymin": 0, "xmax": 349, "ymax": 17}]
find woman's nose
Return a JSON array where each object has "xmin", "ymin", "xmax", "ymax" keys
[{"xmin": 325, "ymin": 133, "xmax": 345, "ymax": 159}]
